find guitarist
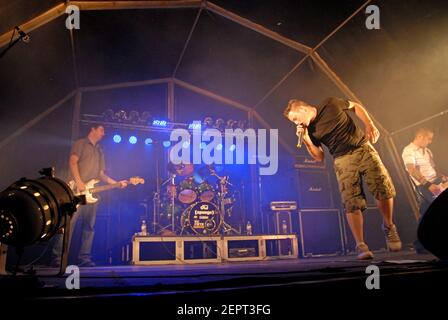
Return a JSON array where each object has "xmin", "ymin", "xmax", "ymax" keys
[
  {"xmin": 51, "ymin": 124, "xmax": 127, "ymax": 267},
  {"xmin": 402, "ymin": 128, "xmax": 447, "ymax": 253},
  {"xmin": 402, "ymin": 128, "xmax": 447, "ymax": 206}
]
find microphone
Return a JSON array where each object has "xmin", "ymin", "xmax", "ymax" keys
[
  {"xmin": 15, "ymin": 26, "xmax": 31, "ymax": 43},
  {"xmin": 296, "ymin": 125, "xmax": 304, "ymax": 148}
]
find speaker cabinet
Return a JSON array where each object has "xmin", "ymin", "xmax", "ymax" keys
[
  {"xmin": 297, "ymin": 170, "xmax": 334, "ymax": 209},
  {"xmin": 298, "ymin": 209, "xmax": 344, "ymax": 257}
]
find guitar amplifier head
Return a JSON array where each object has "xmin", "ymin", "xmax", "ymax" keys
[{"xmin": 270, "ymin": 201, "xmax": 297, "ymax": 211}]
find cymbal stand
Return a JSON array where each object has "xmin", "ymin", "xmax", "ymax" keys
[
  {"xmin": 152, "ymin": 192, "xmax": 159, "ymax": 234},
  {"xmin": 210, "ymin": 170, "xmax": 240, "ymax": 235},
  {"xmin": 161, "ymin": 174, "xmax": 177, "ymax": 233}
]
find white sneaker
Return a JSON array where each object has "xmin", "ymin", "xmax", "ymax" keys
[
  {"xmin": 356, "ymin": 243, "xmax": 374, "ymax": 260},
  {"xmin": 382, "ymin": 224, "xmax": 402, "ymax": 252}
]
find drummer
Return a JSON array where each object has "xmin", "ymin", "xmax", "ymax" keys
[{"xmin": 165, "ymin": 162, "xmax": 219, "ymax": 204}]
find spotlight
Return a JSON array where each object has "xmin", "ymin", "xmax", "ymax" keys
[
  {"xmin": 216, "ymin": 144, "xmax": 223, "ymax": 151},
  {"xmin": 126, "ymin": 110, "xmax": 139, "ymax": 124},
  {"xmin": 129, "ymin": 136, "xmax": 138, "ymax": 144},
  {"xmin": 226, "ymin": 119, "xmax": 238, "ymax": 130},
  {"xmin": 139, "ymin": 111, "xmax": 152, "ymax": 125},
  {"xmin": 102, "ymin": 109, "xmax": 115, "ymax": 122},
  {"xmin": 113, "ymin": 134, "xmax": 122, "ymax": 143},
  {"xmin": 203, "ymin": 117, "xmax": 213, "ymax": 129},
  {"xmin": 115, "ymin": 110, "xmax": 127, "ymax": 122},
  {"xmin": 229, "ymin": 144, "xmax": 236, "ymax": 152},
  {"xmin": 145, "ymin": 138, "xmax": 153, "ymax": 145},
  {"xmin": 188, "ymin": 122, "xmax": 201, "ymax": 130},
  {"xmin": 152, "ymin": 119, "xmax": 168, "ymax": 127},
  {"xmin": 237, "ymin": 119, "xmax": 247, "ymax": 130},
  {"xmin": 0, "ymin": 168, "xmax": 83, "ymax": 247},
  {"xmin": 163, "ymin": 141, "xmax": 171, "ymax": 148},
  {"xmin": 214, "ymin": 118, "xmax": 225, "ymax": 131}
]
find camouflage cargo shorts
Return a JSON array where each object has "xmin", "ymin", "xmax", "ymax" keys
[{"xmin": 333, "ymin": 143, "xmax": 396, "ymax": 212}]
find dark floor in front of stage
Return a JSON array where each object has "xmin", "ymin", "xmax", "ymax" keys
[{"xmin": 4, "ymin": 249, "xmax": 444, "ymax": 299}]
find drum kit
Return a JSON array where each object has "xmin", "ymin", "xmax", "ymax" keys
[{"xmin": 156, "ymin": 163, "xmax": 241, "ymax": 235}]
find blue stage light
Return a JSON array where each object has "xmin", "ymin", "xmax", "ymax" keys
[
  {"xmin": 188, "ymin": 122, "xmax": 201, "ymax": 130},
  {"xmin": 113, "ymin": 134, "xmax": 122, "ymax": 143},
  {"xmin": 129, "ymin": 136, "xmax": 137, "ymax": 144},
  {"xmin": 229, "ymin": 144, "xmax": 236, "ymax": 152},
  {"xmin": 163, "ymin": 141, "xmax": 171, "ymax": 148},
  {"xmin": 216, "ymin": 144, "xmax": 223, "ymax": 151},
  {"xmin": 145, "ymin": 138, "xmax": 153, "ymax": 145},
  {"xmin": 152, "ymin": 119, "xmax": 168, "ymax": 127}
]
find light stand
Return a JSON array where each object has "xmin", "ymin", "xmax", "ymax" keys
[
  {"xmin": 0, "ymin": 242, "xmax": 7, "ymax": 275},
  {"xmin": 58, "ymin": 213, "xmax": 73, "ymax": 276}
]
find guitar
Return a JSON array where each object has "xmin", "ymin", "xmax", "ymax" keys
[
  {"xmin": 68, "ymin": 176, "xmax": 145, "ymax": 204},
  {"xmin": 417, "ymin": 177, "xmax": 448, "ymax": 202},
  {"xmin": 431, "ymin": 180, "xmax": 448, "ymax": 198}
]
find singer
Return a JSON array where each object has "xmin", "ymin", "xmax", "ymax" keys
[{"xmin": 283, "ymin": 97, "xmax": 401, "ymax": 260}]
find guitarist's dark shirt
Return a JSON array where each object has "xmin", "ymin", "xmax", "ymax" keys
[
  {"xmin": 307, "ymin": 97, "xmax": 367, "ymax": 158},
  {"xmin": 70, "ymin": 138, "xmax": 105, "ymax": 182}
]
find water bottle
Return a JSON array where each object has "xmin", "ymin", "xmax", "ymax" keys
[
  {"xmin": 246, "ymin": 221, "xmax": 252, "ymax": 235},
  {"xmin": 281, "ymin": 219, "xmax": 288, "ymax": 234},
  {"xmin": 141, "ymin": 220, "xmax": 148, "ymax": 236}
]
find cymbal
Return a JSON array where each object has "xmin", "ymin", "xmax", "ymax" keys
[{"xmin": 167, "ymin": 162, "xmax": 194, "ymax": 176}]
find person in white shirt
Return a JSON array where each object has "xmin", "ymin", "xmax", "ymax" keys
[
  {"xmin": 402, "ymin": 128, "xmax": 447, "ymax": 203},
  {"xmin": 402, "ymin": 128, "xmax": 447, "ymax": 254}
]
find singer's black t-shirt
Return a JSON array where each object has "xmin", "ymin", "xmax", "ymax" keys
[{"xmin": 307, "ymin": 97, "xmax": 367, "ymax": 158}]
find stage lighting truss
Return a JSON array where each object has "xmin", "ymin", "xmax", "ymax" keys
[
  {"xmin": 204, "ymin": 117, "xmax": 250, "ymax": 132},
  {"xmin": 81, "ymin": 111, "xmax": 254, "ymax": 147}
]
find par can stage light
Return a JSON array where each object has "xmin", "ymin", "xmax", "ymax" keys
[{"xmin": 0, "ymin": 168, "xmax": 84, "ymax": 247}]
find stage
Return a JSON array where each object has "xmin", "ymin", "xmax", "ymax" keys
[{"xmin": 1, "ymin": 1, "xmax": 448, "ymax": 317}]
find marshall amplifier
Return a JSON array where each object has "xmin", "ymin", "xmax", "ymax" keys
[
  {"xmin": 270, "ymin": 201, "xmax": 297, "ymax": 211},
  {"xmin": 295, "ymin": 155, "xmax": 326, "ymax": 170},
  {"xmin": 297, "ymin": 170, "xmax": 334, "ymax": 209},
  {"xmin": 268, "ymin": 201, "xmax": 297, "ymax": 235}
]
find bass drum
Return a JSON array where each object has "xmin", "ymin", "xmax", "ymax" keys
[{"xmin": 182, "ymin": 201, "xmax": 221, "ymax": 235}]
